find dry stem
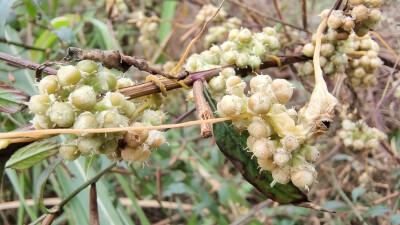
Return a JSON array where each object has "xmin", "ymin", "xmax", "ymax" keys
[{"xmin": 193, "ymin": 80, "xmax": 214, "ymax": 138}]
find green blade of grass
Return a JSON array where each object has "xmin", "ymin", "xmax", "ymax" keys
[{"xmin": 116, "ymin": 173, "xmax": 150, "ymax": 225}]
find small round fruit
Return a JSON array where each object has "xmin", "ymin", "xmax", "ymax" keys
[
  {"xmin": 39, "ymin": 75, "xmax": 58, "ymax": 94},
  {"xmin": 273, "ymin": 147, "xmax": 291, "ymax": 167},
  {"xmin": 70, "ymin": 85, "xmax": 97, "ymax": 110},
  {"xmin": 32, "ymin": 115, "xmax": 54, "ymax": 129},
  {"xmin": 146, "ymin": 130, "xmax": 165, "ymax": 148},
  {"xmin": 258, "ymin": 157, "xmax": 276, "ymax": 171},
  {"xmin": 73, "ymin": 112, "xmax": 99, "ymax": 131},
  {"xmin": 271, "ymin": 79, "xmax": 293, "ymax": 104},
  {"xmin": 29, "ymin": 94, "xmax": 51, "ymax": 115},
  {"xmin": 107, "ymin": 148, "xmax": 122, "ymax": 161},
  {"xmin": 208, "ymin": 76, "xmax": 226, "ymax": 92},
  {"xmin": 271, "ymin": 165, "xmax": 291, "ymax": 185},
  {"xmin": 100, "ymin": 139, "xmax": 119, "ymax": 154},
  {"xmin": 76, "ymin": 60, "xmax": 98, "ymax": 74},
  {"xmin": 280, "ymin": 135, "xmax": 299, "ymax": 151},
  {"xmin": 248, "ymin": 120, "xmax": 271, "ymax": 139},
  {"xmin": 250, "ymin": 75, "xmax": 272, "ymax": 93},
  {"xmin": 291, "ymin": 163, "xmax": 317, "ymax": 190},
  {"xmin": 248, "ymin": 92, "xmax": 271, "ymax": 114},
  {"xmin": 49, "ymin": 102, "xmax": 75, "ymax": 127},
  {"xmin": 57, "ymin": 65, "xmax": 81, "ymax": 86},
  {"xmin": 124, "ymin": 122, "xmax": 149, "ymax": 147},
  {"xmin": 59, "ymin": 144, "xmax": 80, "ymax": 161},
  {"xmin": 217, "ymin": 95, "xmax": 243, "ymax": 116},
  {"xmin": 252, "ymin": 138, "xmax": 274, "ymax": 160},
  {"xmin": 77, "ymin": 135, "xmax": 103, "ymax": 155},
  {"xmin": 238, "ymin": 28, "xmax": 252, "ymax": 43},
  {"xmin": 302, "ymin": 43, "xmax": 315, "ymax": 57}
]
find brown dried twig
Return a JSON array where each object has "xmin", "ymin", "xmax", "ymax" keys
[
  {"xmin": 64, "ymin": 47, "xmax": 189, "ymax": 80},
  {"xmin": 89, "ymin": 183, "xmax": 100, "ymax": 225},
  {"xmin": 193, "ymin": 80, "xmax": 214, "ymax": 138}
]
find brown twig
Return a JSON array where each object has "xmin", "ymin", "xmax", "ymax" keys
[
  {"xmin": 372, "ymin": 191, "xmax": 400, "ymax": 205},
  {"xmin": 89, "ymin": 183, "xmax": 100, "ymax": 225},
  {"xmin": 64, "ymin": 47, "xmax": 189, "ymax": 80},
  {"xmin": 156, "ymin": 167, "xmax": 162, "ymax": 201},
  {"xmin": 193, "ymin": 80, "xmax": 214, "ymax": 138},
  {"xmin": 230, "ymin": 200, "xmax": 272, "ymax": 225},
  {"xmin": 0, "ymin": 52, "xmax": 57, "ymax": 76},
  {"xmin": 119, "ymin": 55, "xmax": 309, "ymax": 99},
  {"xmin": 227, "ymin": 0, "xmax": 311, "ymax": 33},
  {"xmin": 0, "ymin": 37, "xmax": 46, "ymax": 52},
  {"xmin": 168, "ymin": 141, "xmax": 188, "ymax": 166},
  {"xmin": 42, "ymin": 214, "xmax": 56, "ymax": 225},
  {"xmin": 301, "ymin": 0, "xmax": 307, "ymax": 30}
]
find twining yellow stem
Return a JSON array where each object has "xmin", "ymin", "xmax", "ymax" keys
[
  {"xmin": 313, "ymin": 17, "xmax": 328, "ymax": 87},
  {"xmin": 0, "ymin": 114, "xmax": 255, "ymax": 139},
  {"xmin": 169, "ymin": 0, "xmax": 226, "ymax": 74},
  {"xmin": 370, "ymin": 31, "xmax": 399, "ymax": 61}
]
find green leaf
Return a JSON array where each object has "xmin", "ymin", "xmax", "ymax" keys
[
  {"xmin": 351, "ymin": 187, "xmax": 366, "ymax": 202},
  {"xmin": 24, "ymin": 0, "xmax": 37, "ymax": 21},
  {"xmin": 6, "ymin": 140, "xmax": 60, "ymax": 170},
  {"xmin": 36, "ymin": 157, "xmax": 62, "ymax": 213},
  {"xmin": 204, "ymin": 89, "xmax": 308, "ymax": 204},
  {"xmin": 158, "ymin": 0, "xmax": 177, "ymax": 43},
  {"xmin": 391, "ymin": 214, "xmax": 400, "ymax": 224},
  {"xmin": 116, "ymin": 173, "xmax": 150, "ymax": 225},
  {"xmin": 53, "ymin": 26, "xmax": 76, "ymax": 45},
  {"xmin": 0, "ymin": 81, "xmax": 29, "ymax": 113},
  {"xmin": 365, "ymin": 205, "xmax": 391, "ymax": 217},
  {"xmin": 322, "ymin": 200, "xmax": 348, "ymax": 211},
  {"xmin": 0, "ymin": 0, "xmax": 16, "ymax": 37},
  {"xmin": 85, "ymin": 17, "xmax": 120, "ymax": 50}
]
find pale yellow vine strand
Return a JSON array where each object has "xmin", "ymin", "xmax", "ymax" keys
[{"xmin": 0, "ymin": 114, "xmax": 255, "ymax": 139}]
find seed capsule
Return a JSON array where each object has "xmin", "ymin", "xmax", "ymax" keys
[
  {"xmin": 49, "ymin": 102, "xmax": 75, "ymax": 127},
  {"xmin": 250, "ymin": 75, "xmax": 272, "ymax": 93},
  {"xmin": 248, "ymin": 92, "xmax": 271, "ymax": 115},
  {"xmin": 70, "ymin": 85, "xmax": 97, "ymax": 110},
  {"xmin": 123, "ymin": 122, "xmax": 149, "ymax": 148},
  {"xmin": 59, "ymin": 144, "xmax": 80, "ymax": 161},
  {"xmin": 217, "ymin": 95, "xmax": 243, "ymax": 116},
  {"xmin": 248, "ymin": 120, "xmax": 271, "ymax": 139},
  {"xmin": 77, "ymin": 135, "xmax": 103, "ymax": 155},
  {"xmin": 291, "ymin": 163, "xmax": 317, "ymax": 190},
  {"xmin": 273, "ymin": 147, "xmax": 291, "ymax": 167},
  {"xmin": 271, "ymin": 79, "xmax": 293, "ymax": 104},
  {"xmin": 76, "ymin": 60, "xmax": 98, "ymax": 74},
  {"xmin": 252, "ymin": 138, "xmax": 274, "ymax": 160},
  {"xmin": 29, "ymin": 94, "xmax": 51, "ymax": 115},
  {"xmin": 39, "ymin": 75, "xmax": 58, "ymax": 94},
  {"xmin": 271, "ymin": 165, "xmax": 291, "ymax": 185},
  {"xmin": 57, "ymin": 65, "xmax": 81, "ymax": 86},
  {"xmin": 280, "ymin": 135, "xmax": 299, "ymax": 151}
]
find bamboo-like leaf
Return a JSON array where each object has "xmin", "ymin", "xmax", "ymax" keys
[
  {"xmin": 0, "ymin": 81, "xmax": 29, "ymax": 113},
  {"xmin": 36, "ymin": 157, "xmax": 62, "ymax": 213},
  {"xmin": 6, "ymin": 140, "xmax": 60, "ymax": 170},
  {"xmin": 204, "ymin": 89, "xmax": 308, "ymax": 204},
  {"xmin": 0, "ymin": 0, "xmax": 16, "ymax": 37}
]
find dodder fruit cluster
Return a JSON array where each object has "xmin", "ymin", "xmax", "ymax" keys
[
  {"xmin": 299, "ymin": 3, "xmax": 383, "ymax": 87},
  {"xmin": 216, "ymin": 74, "xmax": 320, "ymax": 190},
  {"xmin": 185, "ymin": 27, "xmax": 280, "ymax": 73},
  {"xmin": 30, "ymin": 60, "xmax": 166, "ymax": 163},
  {"xmin": 321, "ymin": 0, "xmax": 382, "ymax": 38},
  {"xmin": 337, "ymin": 119, "xmax": 386, "ymax": 151}
]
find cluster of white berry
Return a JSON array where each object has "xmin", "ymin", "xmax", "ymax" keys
[
  {"xmin": 322, "ymin": 0, "xmax": 382, "ymax": 38},
  {"xmin": 337, "ymin": 119, "xmax": 386, "ymax": 150},
  {"xmin": 185, "ymin": 27, "xmax": 280, "ymax": 73},
  {"xmin": 29, "ymin": 60, "xmax": 166, "ymax": 163},
  {"xmin": 204, "ymin": 17, "xmax": 242, "ymax": 48},
  {"xmin": 346, "ymin": 34, "xmax": 382, "ymax": 86},
  {"xmin": 300, "ymin": 30, "xmax": 349, "ymax": 77},
  {"xmin": 299, "ymin": 0, "xmax": 383, "ymax": 87},
  {"xmin": 131, "ymin": 11, "xmax": 159, "ymax": 50},
  {"xmin": 215, "ymin": 74, "xmax": 320, "ymax": 190}
]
